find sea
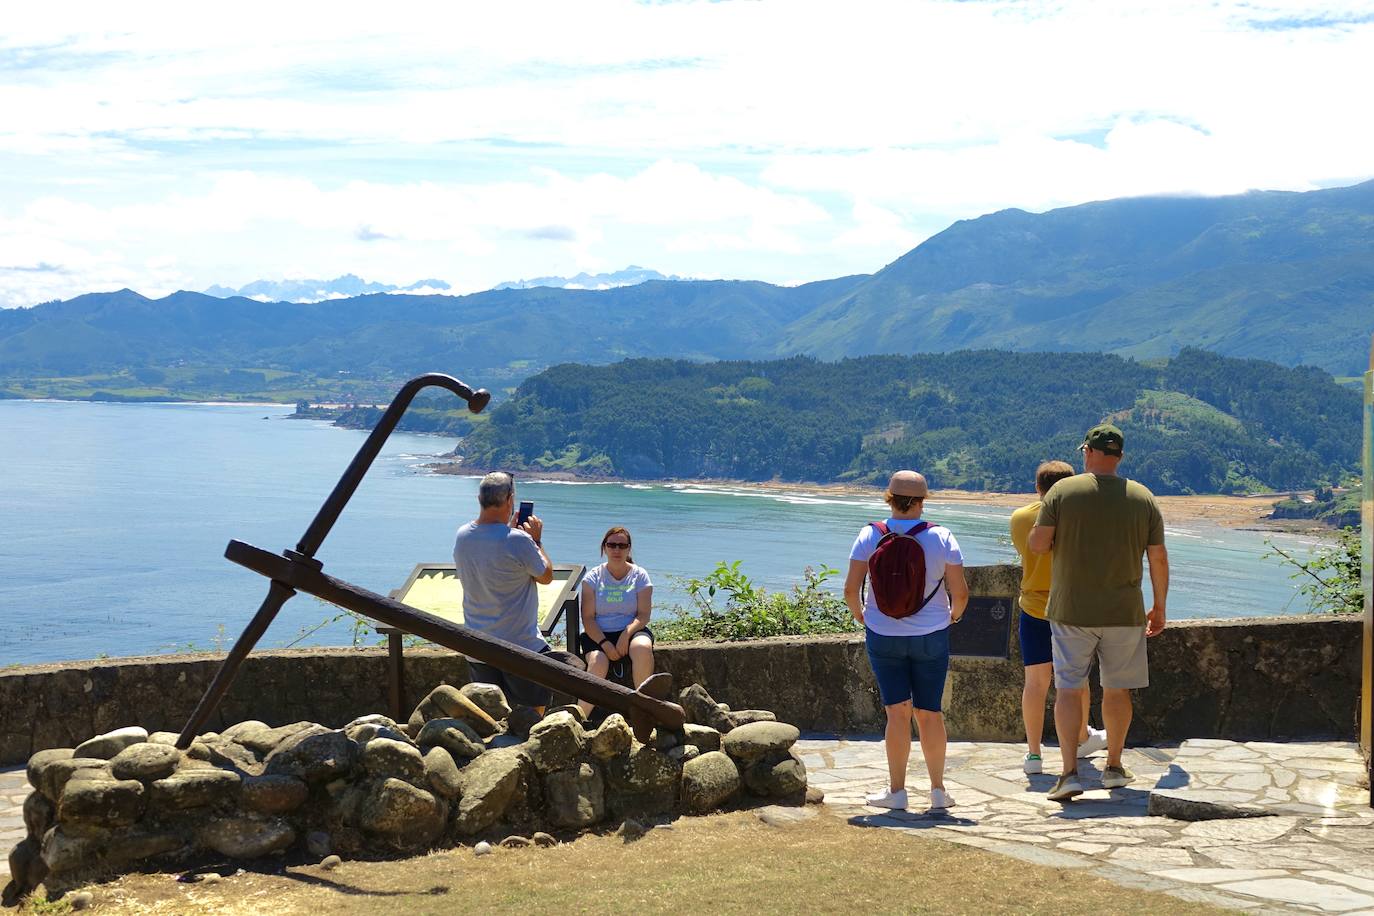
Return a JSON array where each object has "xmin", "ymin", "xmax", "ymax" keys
[{"xmin": 0, "ymin": 400, "xmax": 1324, "ymax": 666}]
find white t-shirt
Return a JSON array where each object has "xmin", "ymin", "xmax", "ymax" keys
[
  {"xmin": 583, "ymin": 562, "xmax": 653, "ymax": 632},
  {"xmin": 849, "ymin": 518, "xmax": 963, "ymax": 637}
]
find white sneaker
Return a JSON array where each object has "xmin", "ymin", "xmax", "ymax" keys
[
  {"xmin": 864, "ymin": 787, "xmax": 908, "ymax": 810},
  {"xmin": 929, "ymin": 787, "xmax": 956, "ymax": 810},
  {"xmin": 1078, "ymin": 727, "xmax": 1108, "ymax": 758},
  {"xmin": 1023, "ymin": 752, "xmax": 1043, "ymax": 774}
]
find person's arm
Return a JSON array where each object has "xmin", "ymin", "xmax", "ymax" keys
[
  {"xmin": 521, "ymin": 515, "xmax": 555, "ymax": 585},
  {"xmin": 945, "ymin": 563, "xmax": 969, "ymax": 622},
  {"xmin": 1028, "ymin": 525, "xmax": 1055, "ymax": 554},
  {"xmin": 844, "ymin": 559, "xmax": 867, "ymax": 625},
  {"xmin": 1145, "ymin": 543, "xmax": 1168, "ymax": 637}
]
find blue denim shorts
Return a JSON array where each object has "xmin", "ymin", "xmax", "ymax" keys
[
  {"xmin": 864, "ymin": 627, "xmax": 950, "ymax": 711},
  {"xmin": 1018, "ymin": 611, "xmax": 1053, "ymax": 667}
]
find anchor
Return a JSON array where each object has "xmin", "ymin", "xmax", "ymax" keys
[{"xmin": 176, "ymin": 372, "xmax": 685, "ymax": 748}]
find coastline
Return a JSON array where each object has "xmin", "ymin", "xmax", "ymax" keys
[{"xmin": 424, "ymin": 461, "xmax": 1319, "ymax": 532}]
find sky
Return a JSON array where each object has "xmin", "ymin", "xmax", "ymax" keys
[{"xmin": 1, "ymin": 0, "xmax": 1372, "ymax": 308}]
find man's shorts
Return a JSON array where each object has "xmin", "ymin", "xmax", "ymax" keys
[
  {"xmin": 864, "ymin": 627, "xmax": 950, "ymax": 712},
  {"xmin": 1049, "ymin": 622, "xmax": 1148, "ymax": 690},
  {"xmin": 467, "ymin": 647, "xmax": 585, "ymax": 709},
  {"xmin": 1018, "ymin": 611, "xmax": 1053, "ymax": 667}
]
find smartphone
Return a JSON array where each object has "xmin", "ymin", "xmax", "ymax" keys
[{"xmin": 517, "ymin": 501, "xmax": 534, "ymax": 526}]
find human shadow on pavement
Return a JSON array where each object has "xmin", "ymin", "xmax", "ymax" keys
[{"xmin": 847, "ymin": 810, "xmax": 978, "ymax": 830}]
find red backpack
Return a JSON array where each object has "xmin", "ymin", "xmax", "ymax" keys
[{"xmin": 866, "ymin": 521, "xmax": 945, "ymax": 619}]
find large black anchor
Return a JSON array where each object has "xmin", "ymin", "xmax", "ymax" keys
[{"xmin": 176, "ymin": 373, "xmax": 684, "ymax": 748}]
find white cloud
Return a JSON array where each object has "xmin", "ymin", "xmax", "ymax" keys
[{"xmin": 1, "ymin": 0, "xmax": 1372, "ymax": 305}]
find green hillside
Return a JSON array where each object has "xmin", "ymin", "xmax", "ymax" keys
[
  {"xmin": 778, "ymin": 181, "xmax": 1374, "ymax": 375},
  {"xmin": 455, "ymin": 348, "xmax": 1361, "ymax": 496},
  {"xmin": 1, "ymin": 180, "xmax": 1372, "ymax": 395}
]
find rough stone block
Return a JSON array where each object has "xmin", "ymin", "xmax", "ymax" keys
[
  {"xmin": 360, "ymin": 738, "xmax": 426, "ymax": 782},
  {"xmin": 681, "ymin": 751, "xmax": 740, "ymax": 814},
  {"xmin": 722, "ymin": 722, "xmax": 800, "ymax": 765},
  {"xmin": 149, "ymin": 767, "xmax": 241, "ymax": 810},
  {"xmin": 74, "ymin": 727, "xmax": 148, "ymax": 761},
  {"xmin": 241, "ymin": 775, "xmax": 308, "ymax": 814},
  {"xmin": 200, "ymin": 815, "xmax": 296, "ymax": 858},
  {"xmin": 109, "ymin": 743, "xmax": 180, "ymax": 782},
  {"xmin": 544, "ymin": 762, "xmax": 606, "ymax": 827},
  {"xmin": 58, "ymin": 775, "xmax": 146, "ymax": 828},
  {"xmin": 452, "ymin": 748, "xmax": 527, "ymax": 835},
  {"xmin": 460, "ymin": 683, "xmax": 512, "ymax": 721}
]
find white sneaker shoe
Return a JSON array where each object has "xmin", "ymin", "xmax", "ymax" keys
[
  {"xmin": 1078, "ymin": 727, "xmax": 1108, "ymax": 758},
  {"xmin": 864, "ymin": 787, "xmax": 908, "ymax": 810},
  {"xmin": 1023, "ymin": 752, "xmax": 1043, "ymax": 774},
  {"xmin": 929, "ymin": 787, "xmax": 956, "ymax": 810}
]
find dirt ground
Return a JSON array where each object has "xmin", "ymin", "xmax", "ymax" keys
[{"xmin": 23, "ymin": 810, "xmax": 1224, "ymax": 916}]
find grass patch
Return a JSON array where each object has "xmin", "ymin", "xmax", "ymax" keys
[{"xmin": 41, "ymin": 810, "xmax": 1224, "ymax": 915}]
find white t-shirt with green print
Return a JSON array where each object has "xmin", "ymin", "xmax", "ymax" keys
[{"xmin": 584, "ymin": 563, "xmax": 652, "ymax": 632}]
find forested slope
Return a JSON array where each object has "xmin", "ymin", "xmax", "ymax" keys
[{"xmin": 457, "ymin": 348, "xmax": 1361, "ymax": 495}]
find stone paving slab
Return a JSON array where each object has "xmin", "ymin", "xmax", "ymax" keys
[
  {"xmin": 0, "ymin": 765, "xmax": 25, "ymax": 884},
  {"xmin": 3, "ymin": 740, "xmax": 1371, "ymax": 912},
  {"xmin": 814, "ymin": 736, "xmax": 1374, "ymax": 913}
]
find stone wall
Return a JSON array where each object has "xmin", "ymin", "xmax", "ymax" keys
[{"xmin": 0, "ymin": 564, "xmax": 1360, "ymax": 766}]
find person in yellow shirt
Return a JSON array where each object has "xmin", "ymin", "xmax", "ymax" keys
[{"xmin": 1009, "ymin": 460, "xmax": 1106, "ymax": 774}]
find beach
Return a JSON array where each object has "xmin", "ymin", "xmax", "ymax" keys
[{"xmin": 429, "ymin": 462, "xmax": 1317, "ymax": 532}]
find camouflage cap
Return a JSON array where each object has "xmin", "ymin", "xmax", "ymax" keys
[{"xmin": 1078, "ymin": 423, "xmax": 1124, "ymax": 456}]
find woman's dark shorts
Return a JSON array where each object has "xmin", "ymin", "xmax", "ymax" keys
[
  {"xmin": 467, "ymin": 647, "xmax": 585, "ymax": 709},
  {"xmin": 577, "ymin": 627, "xmax": 655, "ymax": 658},
  {"xmin": 864, "ymin": 626, "xmax": 950, "ymax": 711}
]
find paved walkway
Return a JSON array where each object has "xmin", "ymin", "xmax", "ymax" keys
[
  {"xmin": 4, "ymin": 738, "xmax": 1371, "ymax": 912},
  {"xmin": 801, "ymin": 737, "xmax": 1374, "ymax": 913}
]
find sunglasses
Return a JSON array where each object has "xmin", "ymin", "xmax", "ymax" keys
[{"xmin": 604, "ymin": 542, "xmax": 630, "ymax": 549}]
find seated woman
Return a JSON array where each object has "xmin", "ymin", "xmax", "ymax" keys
[{"xmin": 577, "ymin": 526, "xmax": 654, "ymax": 716}]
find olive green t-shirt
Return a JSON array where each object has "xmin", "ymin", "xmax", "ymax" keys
[{"xmin": 1036, "ymin": 473, "xmax": 1165, "ymax": 627}]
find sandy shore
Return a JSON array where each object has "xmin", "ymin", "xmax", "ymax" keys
[
  {"xmin": 429, "ymin": 461, "xmax": 1313, "ymax": 530},
  {"xmin": 685, "ymin": 479, "xmax": 1301, "ymax": 529}
]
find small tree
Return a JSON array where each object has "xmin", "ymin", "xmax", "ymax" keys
[{"xmin": 1265, "ymin": 527, "xmax": 1363, "ymax": 615}]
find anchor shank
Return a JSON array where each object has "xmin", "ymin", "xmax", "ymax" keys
[
  {"xmin": 174, "ymin": 578, "xmax": 296, "ymax": 749},
  {"xmin": 295, "ymin": 374, "xmax": 490, "ymax": 558}
]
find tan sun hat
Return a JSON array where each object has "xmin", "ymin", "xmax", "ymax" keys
[{"xmin": 887, "ymin": 470, "xmax": 928, "ymax": 498}]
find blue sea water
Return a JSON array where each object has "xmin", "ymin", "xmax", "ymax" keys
[{"xmin": 0, "ymin": 400, "xmax": 1320, "ymax": 666}]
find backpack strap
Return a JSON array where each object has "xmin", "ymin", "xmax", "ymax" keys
[
  {"xmin": 901, "ymin": 521, "xmax": 946, "ymax": 611},
  {"xmin": 869, "ymin": 521, "xmax": 889, "ymax": 537}
]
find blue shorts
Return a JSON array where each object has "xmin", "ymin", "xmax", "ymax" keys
[
  {"xmin": 864, "ymin": 627, "xmax": 950, "ymax": 711},
  {"xmin": 1019, "ymin": 611, "xmax": 1053, "ymax": 667}
]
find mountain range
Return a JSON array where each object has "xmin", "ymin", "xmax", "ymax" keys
[
  {"xmin": 203, "ymin": 275, "xmax": 451, "ymax": 302},
  {"xmin": 492, "ymin": 266, "xmax": 684, "ymax": 290},
  {"xmin": 3, "ymin": 180, "xmax": 1372, "ymax": 385}
]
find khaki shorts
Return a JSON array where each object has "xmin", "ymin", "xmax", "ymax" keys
[{"xmin": 1049, "ymin": 622, "xmax": 1149, "ymax": 690}]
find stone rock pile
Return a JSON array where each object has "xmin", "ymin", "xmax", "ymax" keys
[{"xmin": 4, "ymin": 681, "xmax": 809, "ymax": 900}]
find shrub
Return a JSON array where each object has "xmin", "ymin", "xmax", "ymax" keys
[
  {"xmin": 655, "ymin": 561, "xmax": 859, "ymax": 641},
  {"xmin": 1264, "ymin": 527, "xmax": 1363, "ymax": 615}
]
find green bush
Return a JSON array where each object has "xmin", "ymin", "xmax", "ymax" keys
[
  {"xmin": 655, "ymin": 561, "xmax": 859, "ymax": 641},
  {"xmin": 1264, "ymin": 527, "xmax": 1363, "ymax": 615}
]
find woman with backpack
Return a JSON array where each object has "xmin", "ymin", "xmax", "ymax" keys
[{"xmin": 843, "ymin": 470, "xmax": 969, "ymax": 811}]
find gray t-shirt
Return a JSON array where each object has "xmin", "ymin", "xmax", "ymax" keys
[{"xmin": 452, "ymin": 521, "xmax": 549, "ymax": 652}]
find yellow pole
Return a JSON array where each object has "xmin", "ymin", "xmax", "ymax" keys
[{"xmin": 1362, "ymin": 333, "xmax": 1373, "ymax": 804}]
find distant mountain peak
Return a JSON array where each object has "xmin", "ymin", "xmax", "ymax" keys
[
  {"xmin": 204, "ymin": 276, "xmax": 452, "ymax": 303},
  {"xmin": 494, "ymin": 266, "xmax": 685, "ymax": 291}
]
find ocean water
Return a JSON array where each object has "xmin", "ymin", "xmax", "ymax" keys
[{"xmin": 0, "ymin": 400, "xmax": 1321, "ymax": 666}]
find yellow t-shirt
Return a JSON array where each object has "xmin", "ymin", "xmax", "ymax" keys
[{"xmin": 1009, "ymin": 501, "xmax": 1050, "ymax": 619}]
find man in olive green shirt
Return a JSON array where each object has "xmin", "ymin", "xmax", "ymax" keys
[{"xmin": 1029, "ymin": 424, "xmax": 1169, "ymax": 801}]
